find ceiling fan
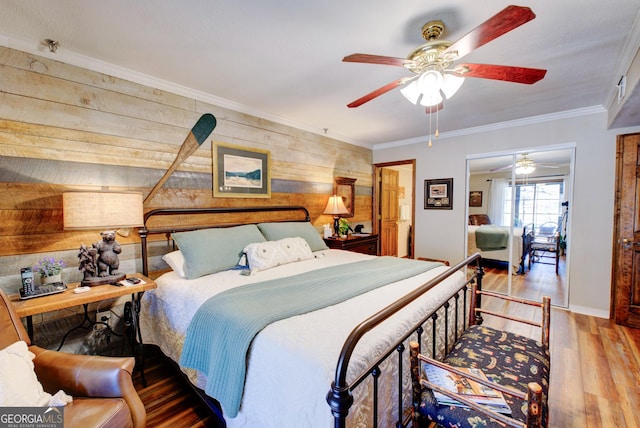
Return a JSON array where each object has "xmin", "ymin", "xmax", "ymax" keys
[
  {"xmin": 490, "ymin": 153, "xmax": 559, "ymax": 174},
  {"xmin": 342, "ymin": 4, "xmax": 547, "ymax": 110}
]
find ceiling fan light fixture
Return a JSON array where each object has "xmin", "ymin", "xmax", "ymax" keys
[
  {"xmin": 441, "ymin": 74, "xmax": 465, "ymax": 99},
  {"xmin": 399, "ymin": 80, "xmax": 421, "ymax": 104},
  {"xmin": 515, "ymin": 154, "xmax": 536, "ymax": 175},
  {"xmin": 417, "ymin": 70, "xmax": 444, "ymax": 93},
  {"xmin": 419, "ymin": 91, "xmax": 443, "ymax": 107},
  {"xmin": 515, "ymin": 164, "xmax": 535, "ymax": 175},
  {"xmin": 400, "ymin": 70, "xmax": 463, "ymax": 106}
]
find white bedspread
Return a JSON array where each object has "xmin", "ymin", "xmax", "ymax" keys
[
  {"xmin": 140, "ymin": 250, "xmax": 465, "ymax": 427},
  {"xmin": 467, "ymin": 225, "xmax": 525, "ymax": 273}
]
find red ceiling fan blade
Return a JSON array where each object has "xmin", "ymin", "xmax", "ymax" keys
[
  {"xmin": 451, "ymin": 63, "xmax": 546, "ymax": 84},
  {"xmin": 444, "ymin": 5, "xmax": 536, "ymax": 61},
  {"xmin": 343, "ymin": 53, "xmax": 414, "ymax": 68},
  {"xmin": 347, "ymin": 77, "xmax": 414, "ymax": 108}
]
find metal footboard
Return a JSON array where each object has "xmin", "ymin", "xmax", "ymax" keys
[{"xmin": 327, "ymin": 253, "xmax": 484, "ymax": 428}]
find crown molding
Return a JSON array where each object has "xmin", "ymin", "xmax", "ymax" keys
[{"xmin": 373, "ymin": 106, "xmax": 606, "ymax": 150}]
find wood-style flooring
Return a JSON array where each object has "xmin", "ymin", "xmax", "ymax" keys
[
  {"xmin": 133, "ymin": 260, "xmax": 640, "ymax": 427},
  {"xmin": 133, "ymin": 346, "xmax": 222, "ymax": 427}
]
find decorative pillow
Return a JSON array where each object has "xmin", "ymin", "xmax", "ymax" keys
[
  {"xmin": 163, "ymin": 250, "xmax": 187, "ymax": 278},
  {"xmin": 243, "ymin": 237, "xmax": 313, "ymax": 273},
  {"xmin": 257, "ymin": 222, "xmax": 328, "ymax": 252},
  {"xmin": 0, "ymin": 341, "xmax": 52, "ymax": 406},
  {"xmin": 172, "ymin": 224, "xmax": 266, "ymax": 279}
]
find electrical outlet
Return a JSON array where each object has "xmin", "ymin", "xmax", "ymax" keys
[{"xmin": 96, "ymin": 310, "xmax": 111, "ymax": 330}]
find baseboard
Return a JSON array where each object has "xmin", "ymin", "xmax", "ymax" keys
[{"xmin": 568, "ymin": 304, "xmax": 610, "ymax": 319}]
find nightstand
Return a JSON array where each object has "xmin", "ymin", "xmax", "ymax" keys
[
  {"xmin": 10, "ymin": 273, "xmax": 156, "ymax": 385},
  {"xmin": 324, "ymin": 234, "xmax": 379, "ymax": 255}
]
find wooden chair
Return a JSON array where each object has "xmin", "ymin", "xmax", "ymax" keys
[
  {"xmin": 529, "ymin": 222, "xmax": 560, "ymax": 274},
  {"xmin": 410, "ymin": 284, "xmax": 551, "ymax": 428}
]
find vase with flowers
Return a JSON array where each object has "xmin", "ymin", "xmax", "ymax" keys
[{"xmin": 34, "ymin": 256, "xmax": 66, "ymax": 285}]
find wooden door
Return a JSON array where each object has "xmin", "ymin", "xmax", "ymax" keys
[
  {"xmin": 613, "ymin": 133, "xmax": 640, "ymax": 327},
  {"xmin": 380, "ymin": 168, "xmax": 399, "ymax": 256}
]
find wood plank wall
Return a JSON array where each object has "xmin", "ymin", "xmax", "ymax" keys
[{"xmin": 0, "ymin": 45, "xmax": 373, "ymax": 295}]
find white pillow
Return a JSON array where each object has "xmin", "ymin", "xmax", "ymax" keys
[
  {"xmin": 0, "ymin": 341, "xmax": 52, "ymax": 406},
  {"xmin": 243, "ymin": 237, "xmax": 313, "ymax": 273},
  {"xmin": 163, "ymin": 250, "xmax": 187, "ymax": 278}
]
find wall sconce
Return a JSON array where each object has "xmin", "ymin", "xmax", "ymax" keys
[
  {"xmin": 63, "ymin": 191, "xmax": 143, "ymax": 286},
  {"xmin": 323, "ymin": 195, "xmax": 349, "ymax": 237}
]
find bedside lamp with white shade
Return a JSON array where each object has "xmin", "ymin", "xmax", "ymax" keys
[
  {"xmin": 63, "ymin": 191, "xmax": 144, "ymax": 286},
  {"xmin": 323, "ymin": 195, "xmax": 349, "ymax": 237}
]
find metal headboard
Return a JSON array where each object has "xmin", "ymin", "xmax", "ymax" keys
[{"xmin": 138, "ymin": 205, "xmax": 311, "ymax": 276}]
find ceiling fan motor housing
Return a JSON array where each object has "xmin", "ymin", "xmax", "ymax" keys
[
  {"xmin": 421, "ymin": 20, "xmax": 445, "ymax": 40},
  {"xmin": 406, "ymin": 40, "xmax": 456, "ymax": 74}
]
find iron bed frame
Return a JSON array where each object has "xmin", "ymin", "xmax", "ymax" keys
[{"xmin": 137, "ymin": 206, "xmax": 484, "ymax": 428}]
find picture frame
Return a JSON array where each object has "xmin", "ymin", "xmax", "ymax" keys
[
  {"xmin": 334, "ymin": 176, "xmax": 356, "ymax": 217},
  {"xmin": 213, "ymin": 143, "xmax": 271, "ymax": 198},
  {"xmin": 424, "ymin": 178, "xmax": 453, "ymax": 210},
  {"xmin": 469, "ymin": 191, "xmax": 483, "ymax": 207}
]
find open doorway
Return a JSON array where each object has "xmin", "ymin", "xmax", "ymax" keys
[{"xmin": 373, "ymin": 160, "xmax": 416, "ymax": 258}]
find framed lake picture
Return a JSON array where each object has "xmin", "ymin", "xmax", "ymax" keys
[
  {"xmin": 213, "ymin": 143, "xmax": 271, "ymax": 198},
  {"xmin": 424, "ymin": 178, "xmax": 453, "ymax": 209}
]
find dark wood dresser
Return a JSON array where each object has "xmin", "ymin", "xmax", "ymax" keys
[{"xmin": 323, "ymin": 234, "xmax": 379, "ymax": 255}]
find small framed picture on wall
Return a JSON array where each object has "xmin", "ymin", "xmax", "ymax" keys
[
  {"xmin": 424, "ymin": 178, "xmax": 453, "ymax": 210},
  {"xmin": 469, "ymin": 191, "xmax": 483, "ymax": 207}
]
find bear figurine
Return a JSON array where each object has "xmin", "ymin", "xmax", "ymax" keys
[{"xmin": 93, "ymin": 230, "xmax": 122, "ymax": 277}]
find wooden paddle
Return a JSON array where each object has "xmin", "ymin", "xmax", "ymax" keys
[{"xmin": 144, "ymin": 113, "xmax": 217, "ymax": 205}]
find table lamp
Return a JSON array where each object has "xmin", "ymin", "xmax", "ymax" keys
[
  {"xmin": 323, "ymin": 195, "xmax": 349, "ymax": 237},
  {"xmin": 63, "ymin": 191, "xmax": 144, "ymax": 286}
]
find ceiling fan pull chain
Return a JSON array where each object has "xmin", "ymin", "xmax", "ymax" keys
[
  {"xmin": 428, "ymin": 107, "xmax": 433, "ymax": 147},
  {"xmin": 435, "ymin": 103, "xmax": 440, "ymax": 139}
]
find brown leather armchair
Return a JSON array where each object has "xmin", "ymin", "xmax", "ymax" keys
[
  {"xmin": 468, "ymin": 214, "xmax": 492, "ymax": 225},
  {"xmin": 0, "ymin": 289, "xmax": 146, "ymax": 428}
]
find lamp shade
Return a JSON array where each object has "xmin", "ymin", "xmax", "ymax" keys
[
  {"xmin": 63, "ymin": 191, "xmax": 144, "ymax": 230},
  {"xmin": 323, "ymin": 195, "xmax": 349, "ymax": 215}
]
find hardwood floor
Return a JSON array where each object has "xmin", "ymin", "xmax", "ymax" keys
[
  {"xmin": 481, "ymin": 261, "xmax": 640, "ymax": 428},
  {"xmin": 133, "ymin": 346, "xmax": 222, "ymax": 427},
  {"xmin": 132, "ymin": 263, "xmax": 640, "ymax": 427},
  {"xmin": 482, "ymin": 254, "xmax": 566, "ymax": 305}
]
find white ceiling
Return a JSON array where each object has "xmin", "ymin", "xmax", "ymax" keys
[{"xmin": 1, "ymin": 0, "xmax": 639, "ymax": 149}]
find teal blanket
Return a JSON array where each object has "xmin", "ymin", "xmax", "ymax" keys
[
  {"xmin": 179, "ymin": 257, "xmax": 442, "ymax": 417},
  {"xmin": 475, "ymin": 225, "xmax": 510, "ymax": 250}
]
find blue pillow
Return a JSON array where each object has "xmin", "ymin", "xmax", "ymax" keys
[
  {"xmin": 172, "ymin": 224, "xmax": 266, "ymax": 279},
  {"xmin": 257, "ymin": 222, "xmax": 328, "ymax": 252}
]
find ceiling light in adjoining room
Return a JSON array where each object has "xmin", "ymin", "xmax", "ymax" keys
[
  {"xmin": 515, "ymin": 157, "xmax": 536, "ymax": 175},
  {"xmin": 515, "ymin": 164, "xmax": 535, "ymax": 175}
]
